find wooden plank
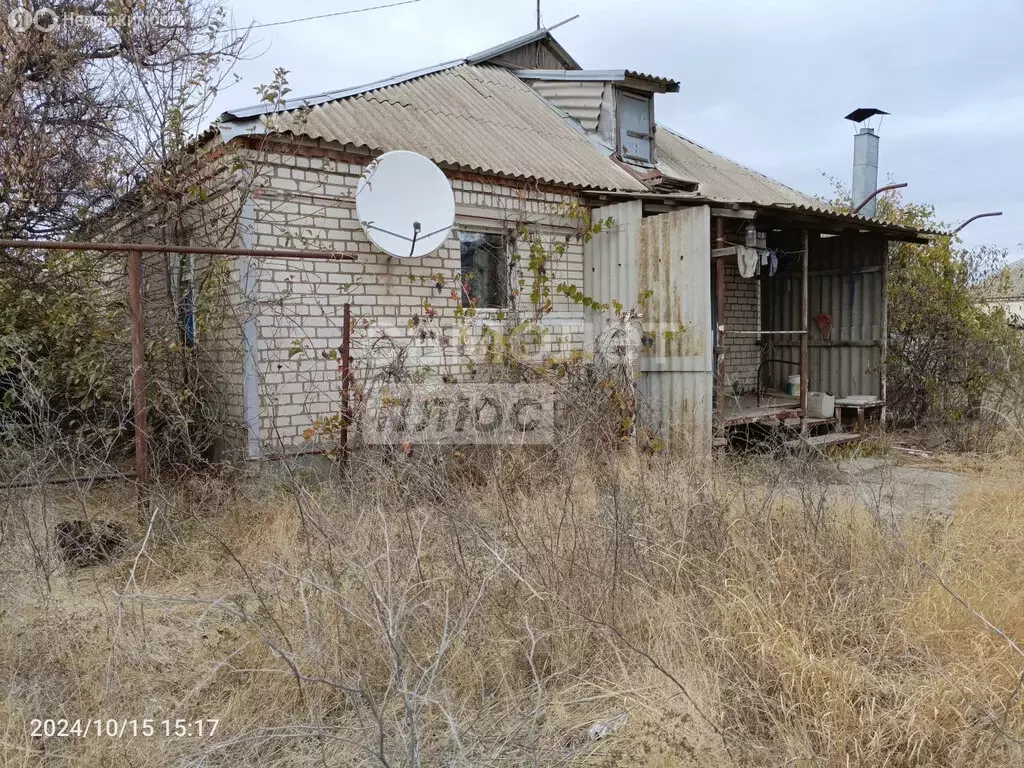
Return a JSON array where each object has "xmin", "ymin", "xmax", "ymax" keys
[
  {"xmin": 715, "ymin": 219, "xmax": 727, "ymax": 438},
  {"xmin": 770, "ymin": 340, "xmax": 881, "ymax": 348},
  {"xmin": 805, "ymin": 265, "xmax": 882, "ymax": 278},
  {"xmin": 800, "ymin": 229, "xmax": 809, "ymax": 434},
  {"xmin": 710, "ymin": 207, "xmax": 757, "ymax": 219},
  {"xmin": 784, "ymin": 432, "xmax": 861, "ymax": 449}
]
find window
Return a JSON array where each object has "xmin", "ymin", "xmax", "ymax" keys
[
  {"xmin": 459, "ymin": 231, "xmax": 508, "ymax": 309},
  {"xmin": 618, "ymin": 90, "xmax": 654, "ymax": 165}
]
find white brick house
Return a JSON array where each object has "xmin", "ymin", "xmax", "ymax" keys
[{"xmin": 132, "ymin": 26, "xmax": 929, "ymax": 459}]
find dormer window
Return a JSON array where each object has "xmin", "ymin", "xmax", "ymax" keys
[
  {"xmin": 617, "ymin": 90, "xmax": 654, "ymax": 165},
  {"xmin": 516, "ymin": 69, "xmax": 678, "ymax": 166}
]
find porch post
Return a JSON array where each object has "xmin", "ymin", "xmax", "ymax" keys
[
  {"xmin": 880, "ymin": 241, "xmax": 888, "ymax": 428},
  {"xmin": 128, "ymin": 250, "xmax": 150, "ymax": 498},
  {"xmin": 715, "ymin": 218, "xmax": 727, "ymax": 438},
  {"xmin": 800, "ymin": 229, "xmax": 809, "ymax": 435}
]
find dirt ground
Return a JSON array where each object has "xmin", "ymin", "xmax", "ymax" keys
[{"xmin": 839, "ymin": 456, "xmax": 966, "ymax": 521}]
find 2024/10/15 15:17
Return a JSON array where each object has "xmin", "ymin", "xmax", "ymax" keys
[{"xmin": 31, "ymin": 718, "xmax": 219, "ymax": 738}]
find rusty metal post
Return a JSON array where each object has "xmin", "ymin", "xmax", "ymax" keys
[
  {"xmin": 880, "ymin": 241, "xmax": 888, "ymax": 428},
  {"xmin": 340, "ymin": 302, "xmax": 352, "ymax": 469},
  {"xmin": 800, "ymin": 230, "xmax": 809, "ymax": 435},
  {"xmin": 127, "ymin": 251, "xmax": 150, "ymax": 496},
  {"xmin": 714, "ymin": 218, "xmax": 727, "ymax": 436}
]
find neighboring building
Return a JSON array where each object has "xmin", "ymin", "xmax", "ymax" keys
[
  {"xmin": 979, "ymin": 258, "xmax": 1024, "ymax": 328},
  {"xmin": 125, "ymin": 26, "xmax": 930, "ymax": 459}
]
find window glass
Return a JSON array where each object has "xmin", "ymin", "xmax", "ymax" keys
[
  {"xmin": 459, "ymin": 231, "xmax": 507, "ymax": 308},
  {"xmin": 619, "ymin": 91, "xmax": 653, "ymax": 164}
]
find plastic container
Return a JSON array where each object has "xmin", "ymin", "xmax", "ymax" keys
[
  {"xmin": 786, "ymin": 374, "xmax": 801, "ymax": 398},
  {"xmin": 806, "ymin": 392, "xmax": 835, "ymax": 419}
]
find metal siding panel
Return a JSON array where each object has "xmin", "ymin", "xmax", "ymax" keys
[
  {"xmin": 584, "ymin": 201, "xmax": 641, "ymax": 346},
  {"xmin": 529, "ymin": 80, "xmax": 605, "ymax": 132},
  {"xmin": 765, "ymin": 232, "xmax": 884, "ymax": 398},
  {"xmin": 637, "ymin": 207, "xmax": 713, "ymax": 453}
]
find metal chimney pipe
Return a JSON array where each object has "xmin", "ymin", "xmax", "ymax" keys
[{"xmin": 852, "ymin": 127, "xmax": 880, "ymax": 218}]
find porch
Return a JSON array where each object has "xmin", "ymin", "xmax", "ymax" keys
[
  {"xmin": 709, "ymin": 207, "xmax": 912, "ymax": 444},
  {"xmin": 581, "ymin": 192, "xmax": 927, "ymax": 452}
]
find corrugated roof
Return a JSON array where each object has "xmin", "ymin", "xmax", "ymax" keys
[
  {"xmin": 254, "ymin": 64, "xmax": 647, "ymax": 192},
  {"xmin": 654, "ymin": 127, "xmax": 818, "ymax": 207},
  {"xmin": 216, "ymin": 30, "xmax": 851, "ymax": 200},
  {"xmin": 213, "ymin": 32, "xmax": 927, "ymax": 241},
  {"xmin": 755, "ymin": 202, "xmax": 940, "ymax": 240}
]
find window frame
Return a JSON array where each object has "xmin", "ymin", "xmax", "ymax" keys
[
  {"xmin": 615, "ymin": 88, "xmax": 656, "ymax": 166},
  {"xmin": 457, "ymin": 228, "xmax": 514, "ymax": 311}
]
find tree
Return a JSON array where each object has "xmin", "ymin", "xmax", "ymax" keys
[
  {"xmin": 0, "ymin": 0, "xmax": 248, "ymax": 466},
  {"xmin": 0, "ymin": 0, "xmax": 245, "ymax": 240}
]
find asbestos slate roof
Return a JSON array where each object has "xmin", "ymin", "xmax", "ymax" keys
[
  {"xmin": 219, "ymin": 58, "xmax": 815, "ymax": 203},
  {"xmin": 654, "ymin": 127, "xmax": 818, "ymax": 206},
  {"xmin": 214, "ymin": 30, "xmax": 908, "ymax": 226},
  {"xmin": 239, "ymin": 64, "xmax": 647, "ymax": 192}
]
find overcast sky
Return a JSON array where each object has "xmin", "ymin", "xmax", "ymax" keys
[{"xmin": 213, "ymin": 0, "xmax": 1023, "ymax": 261}]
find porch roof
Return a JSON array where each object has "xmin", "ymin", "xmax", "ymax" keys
[{"xmin": 581, "ymin": 190, "xmax": 942, "ymax": 243}]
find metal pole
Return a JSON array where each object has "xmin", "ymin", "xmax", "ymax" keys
[
  {"xmin": 0, "ymin": 239, "xmax": 357, "ymax": 261},
  {"xmin": 340, "ymin": 303, "xmax": 352, "ymax": 470},
  {"xmin": 715, "ymin": 218, "xmax": 727, "ymax": 437},
  {"xmin": 953, "ymin": 212, "xmax": 1003, "ymax": 233},
  {"xmin": 128, "ymin": 251, "xmax": 150, "ymax": 497},
  {"xmin": 851, "ymin": 182, "xmax": 907, "ymax": 215},
  {"xmin": 800, "ymin": 230, "xmax": 809, "ymax": 435},
  {"xmin": 880, "ymin": 242, "xmax": 889, "ymax": 428}
]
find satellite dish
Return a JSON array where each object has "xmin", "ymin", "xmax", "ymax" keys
[{"xmin": 355, "ymin": 151, "xmax": 455, "ymax": 258}]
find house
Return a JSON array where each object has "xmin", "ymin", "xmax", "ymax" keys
[
  {"xmin": 128, "ymin": 26, "xmax": 930, "ymax": 460},
  {"xmin": 979, "ymin": 258, "xmax": 1024, "ymax": 329}
]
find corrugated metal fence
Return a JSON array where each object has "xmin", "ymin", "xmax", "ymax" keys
[{"xmin": 585, "ymin": 204, "xmax": 713, "ymax": 453}]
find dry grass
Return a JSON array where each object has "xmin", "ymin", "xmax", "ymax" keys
[{"xmin": 1, "ymin": 447, "xmax": 1023, "ymax": 766}]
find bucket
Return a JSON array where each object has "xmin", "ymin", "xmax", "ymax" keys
[
  {"xmin": 787, "ymin": 374, "xmax": 801, "ymax": 398},
  {"xmin": 806, "ymin": 391, "xmax": 835, "ymax": 419}
]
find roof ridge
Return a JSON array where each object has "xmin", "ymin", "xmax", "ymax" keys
[
  {"xmin": 221, "ymin": 58, "xmax": 464, "ymax": 120},
  {"xmin": 220, "ymin": 27, "xmax": 575, "ymax": 122}
]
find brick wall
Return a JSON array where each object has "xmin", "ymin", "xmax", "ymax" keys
[
  {"xmin": 723, "ymin": 258, "xmax": 761, "ymax": 392},
  {"xmin": 249, "ymin": 150, "xmax": 589, "ymax": 454},
  {"xmin": 110, "ymin": 162, "xmax": 250, "ymax": 459}
]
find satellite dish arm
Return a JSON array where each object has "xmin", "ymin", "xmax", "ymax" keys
[{"xmin": 409, "ymin": 222, "xmax": 421, "ymax": 258}]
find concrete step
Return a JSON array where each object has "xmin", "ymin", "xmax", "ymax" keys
[{"xmin": 784, "ymin": 432, "xmax": 861, "ymax": 450}]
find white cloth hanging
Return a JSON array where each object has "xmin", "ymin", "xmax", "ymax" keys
[{"xmin": 737, "ymin": 245, "xmax": 759, "ymax": 278}]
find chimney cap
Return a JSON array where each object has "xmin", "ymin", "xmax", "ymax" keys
[{"xmin": 844, "ymin": 107, "xmax": 889, "ymax": 123}]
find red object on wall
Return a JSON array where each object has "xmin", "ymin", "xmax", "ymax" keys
[{"xmin": 814, "ymin": 313, "xmax": 833, "ymax": 342}]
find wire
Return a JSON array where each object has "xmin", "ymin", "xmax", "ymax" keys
[{"xmin": 239, "ymin": 0, "xmax": 422, "ymax": 31}]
